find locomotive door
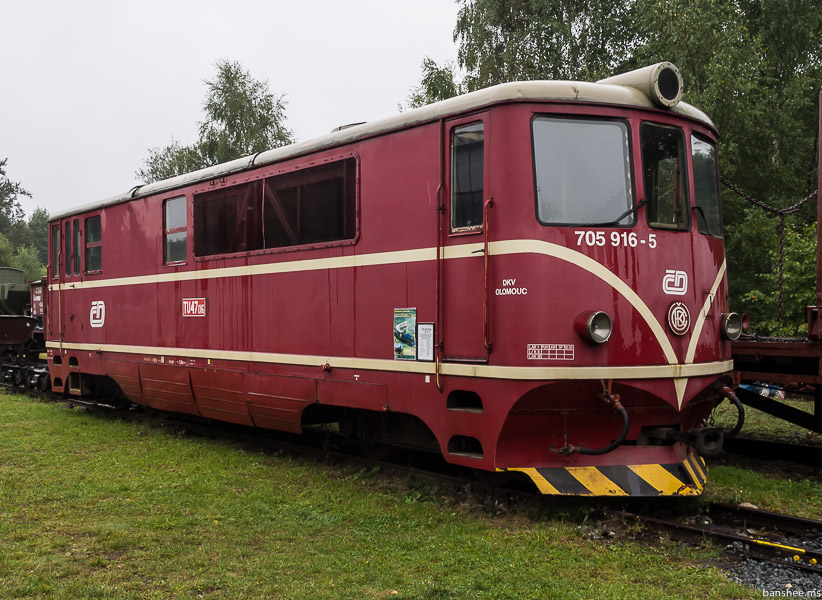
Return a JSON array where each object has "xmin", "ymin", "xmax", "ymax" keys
[{"xmin": 440, "ymin": 113, "xmax": 491, "ymax": 363}]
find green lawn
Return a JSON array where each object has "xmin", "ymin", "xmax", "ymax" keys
[
  {"xmin": 0, "ymin": 392, "xmax": 789, "ymax": 599},
  {"xmin": 712, "ymin": 394, "xmax": 822, "ymax": 446}
]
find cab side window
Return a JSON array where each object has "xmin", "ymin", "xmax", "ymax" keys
[
  {"xmin": 451, "ymin": 122, "xmax": 484, "ymax": 231},
  {"xmin": 641, "ymin": 123, "xmax": 689, "ymax": 231}
]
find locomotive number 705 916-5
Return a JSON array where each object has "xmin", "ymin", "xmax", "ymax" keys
[{"xmin": 574, "ymin": 230, "xmax": 657, "ymax": 249}]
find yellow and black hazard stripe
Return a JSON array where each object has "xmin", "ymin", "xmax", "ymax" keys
[{"xmin": 503, "ymin": 452, "xmax": 707, "ymax": 497}]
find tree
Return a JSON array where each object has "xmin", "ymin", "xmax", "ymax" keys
[
  {"xmin": 0, "ymin": 160, "xmax": 47, "ymax": 278},
  {"xmin": 27, "ymin": 207, "xmax": 50, "ymax": 266},
  {"xmin": 137, "ymin": 60, "xmax": 294, "ymax": 184},
  {"xmin": 741, "ymin": 221, "xmax": 817, "ymax": 336},
  {"xmin": 198, "ymin": 59, "xmax": 293, "ymax": 165},
  {"xmin": 0, "ymin": 233, "xmax": 14, "ymax": 268},
  {"xmin": 404, "ymin": 58, "xmax": 464, "ymax": 109},
  {"xmin": 454, "ymin": 0, "xmax": 635, "ymax": 89},
  {"xmin": 10, "ymin": 245, "xmax": 46, "ymax": 282},
  {"xmin": 136, "ymin": 139, "xmax": 209, "ymax": 185},
  {"xmin": 0, "ymin": 158, "xmax": 30, "ymax": 241}
]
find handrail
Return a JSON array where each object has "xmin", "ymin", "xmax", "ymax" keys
[{"xmin": 483, "ymin": 196, "xmax": 494, "ymax": 352}]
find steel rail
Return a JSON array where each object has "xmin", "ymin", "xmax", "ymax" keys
[{"xmin": 611, "ymin": 507, "xmax": 822, "ymax": 574}]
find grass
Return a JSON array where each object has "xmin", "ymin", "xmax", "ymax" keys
[
  {"xmin": 705, "ymin": 393, "xmax": 822, "ymax": 518},
  {"xmin": 703, "ymin": 461, "xmax": 822, "ymax": 519},
  {"xmin": 712, "ymin": 393, "xmax": 822, "ymax": 446},
  {"xmin": 0, "ymin": 391, "xmax": 792, "ymax": 599}
]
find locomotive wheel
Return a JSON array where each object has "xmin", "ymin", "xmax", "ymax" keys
[
  {"xmin": 38, "ymin": 375, "xmax": 51, "ymax": 393},
  {"xmin": 13, "ymin": 369, "xmax": 26, "ymax": 387}
]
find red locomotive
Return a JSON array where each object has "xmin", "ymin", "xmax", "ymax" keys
[{"xmin": 45, "ymin": 63, "xmax": 742, "ymax": 496}]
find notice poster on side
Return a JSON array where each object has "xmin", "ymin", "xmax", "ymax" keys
[{"xmin": 393, "ymin": 308, "xmax": 417, "ymax": 360}]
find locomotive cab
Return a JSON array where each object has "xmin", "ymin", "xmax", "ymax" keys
[{"xmin": 436, "ymin": 64, "xmax": 737, "ymax": 494}]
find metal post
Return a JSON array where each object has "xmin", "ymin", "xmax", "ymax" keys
[
  {"xmin": 816, "ymin": 384, "xmax": 822, "ymax": 432},
  {"xmin": 816, "ymin": 87, "xmax": 822, "ymax": 308},
  {"xmin": 808, "ymin": 87, "xmax": 822, "ymax": 338}
]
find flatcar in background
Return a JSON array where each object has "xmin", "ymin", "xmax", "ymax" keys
[
  {"xmin": 0, "ymin": 267, "xmax": 48, "ymax": 387},
  {"xmin": 45, "ymin": 62, "xmax": 743, "ymax": 496}
]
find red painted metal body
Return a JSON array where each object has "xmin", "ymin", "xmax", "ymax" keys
[{"xmin": 45, "ymin": 83, "xmax": 733, "ymax": 495}]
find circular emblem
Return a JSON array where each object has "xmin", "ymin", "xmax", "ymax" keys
[{"xmin": 667, "ymin": 302, "xmax": 690, "ymax": 336}]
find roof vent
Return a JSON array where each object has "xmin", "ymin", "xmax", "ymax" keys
[{"xmin": 597, "ymin": 62, "xmax": 684, "ymax": 108}]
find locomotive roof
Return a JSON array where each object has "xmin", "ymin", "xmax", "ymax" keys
[{"xmin": 53, "ymin": 78, "xmax": 715, "ymax": 221}]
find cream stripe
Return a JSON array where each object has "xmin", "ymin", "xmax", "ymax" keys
[
  {"xmin": 46, "ymin": 340, "xmax": 731, "ymax": 381},
  {"xmin": 685, "ymin": 259, "xmax": 727, "ymax": 364},
  {"xmin": 50, "ymin": 238, "xmax": 732, "ymax": 378},
  {"xmin": 488, "ymin": 239, "xmax": 679, "ymax": 365},
  {"xmin": 50, "ymin": 246, "xmax": 438, "ymax": 291},
  {"xmin": 673, "ymin": 378, "xmax": 689, "ymax": 410},
  {"xmin": 51, "ymin": 238, "xmax": 679, "ymax": 365},
  {"xmin": 49, "ymin": 244, "xmax": 480, "ymax": 291}
]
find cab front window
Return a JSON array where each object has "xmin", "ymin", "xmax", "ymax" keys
[{"xmin": 533, "ymin": 117, "xmax": 633, "ymax": 226}]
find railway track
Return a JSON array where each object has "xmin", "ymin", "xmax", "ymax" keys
[{"xmin": 611, "ymin": 504, "xmax": 822, "ymax": 576}]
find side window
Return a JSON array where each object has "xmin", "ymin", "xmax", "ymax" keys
[
  {"xmin": 263, "ymin": 159, "xmax": 356, "ymax": 249},
  {"xmin": 193, "ymin": 158, "xmax": 357, "ymax": 257},
  {"xmin": 194, "ymin": 181, "xmax": 263, "ymax": 257},
  {"xmin": 691, "ymin": 134, "xmax": 723, "ymax": 238},
  {"xmin": 85, "ymin": 215, "xmax": 102, "ymax": 273},
  {"xmin": 451, "ymin": 122, "xmax": 484, "ymax": 231},
  {"xmin": 164, "ymin": 196, "xmax": 188, "ymax": 263},
  {"xmin": 73, "ymin": 219, "xmax": 80, "ymax": 274},
  {"xmin": 641, "ymin": 123, "xmax": 689, "ymax": 230},
  {"xmin": 51, "ymin": 225, "xmax": 59, "ymax": 279},
  {"xmin": 64, "ymin": 222, "xmax": 72, "ymax": 277}
]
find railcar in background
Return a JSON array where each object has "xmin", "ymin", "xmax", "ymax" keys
[
  {"xmin": 0, "ymin": 268, "xmax": 48, "ymax": 387},
  {"xmin": 45, "ymin": 62, "xmax": 742, "ymax": 496}
]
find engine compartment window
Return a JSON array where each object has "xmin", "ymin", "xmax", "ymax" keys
[
  {"xmin": 451, "ymin": 122, "xmax": 484, "ymax": 231},
  {"xmin": 691, "ymin": 134, "xmax": 723, "ymax": 237},
  {"xmin": 533, "ymin": 117, "xmax": 633, "ymax": 226},
  {"xmin": 85, "ymin": 215, "xmax": 102, "ymax": 272},
  {"xmin": 264, "ymin": 160, "xmax": 356, "ymax": 248},
  {"xmin": 642, "ymin": 123, "xmax": 689, "ymax": 230},
  {"xmin": 194, "ymin": 181, "xmax": 263, "ymax": 257},
  {"xmin": 194, "ymin": 158, "xmax": 357, "ymax": 258},
  {"xmin": 164, "ymin": 196, "xmax": 188, "ymax": 263}
]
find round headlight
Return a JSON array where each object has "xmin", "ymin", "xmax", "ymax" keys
[
  {"xmin": 575, "ymin": 311, "xmax": 613, "ymax": 344},
  {"xmin": 720, "ymin": 312, "xmax": 742, "ymax": 341}
]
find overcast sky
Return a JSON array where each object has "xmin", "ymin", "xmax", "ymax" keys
[{"xmin": 1, "ymin": 0, "xmax": 461, "ymax": 218}]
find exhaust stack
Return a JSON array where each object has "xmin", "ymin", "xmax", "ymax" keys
[{"xmin": 598, "ymin": 62, "xmax": 684, "ymax": 108}]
